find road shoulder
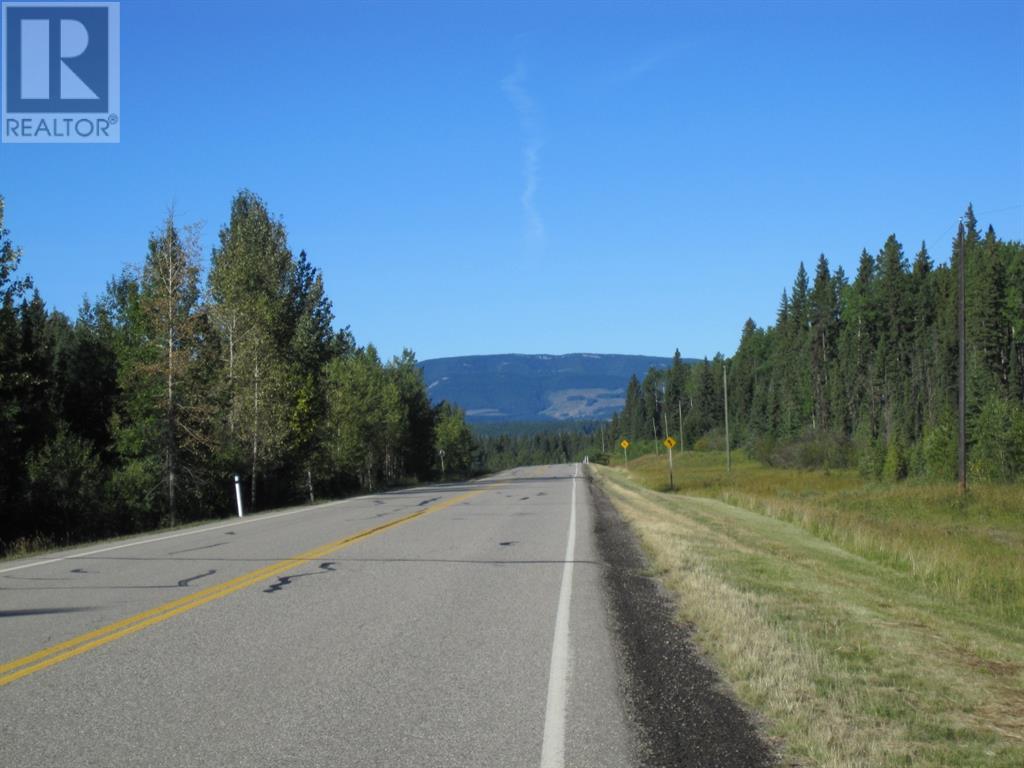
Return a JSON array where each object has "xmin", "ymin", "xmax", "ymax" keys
[{"xmin": 587, "ymin": 471, "xmax": 778, "ymax": 767}]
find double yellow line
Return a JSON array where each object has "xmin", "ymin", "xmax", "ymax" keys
[{"xmin": 0, "ymin": 488, "xmax": 484, "ymax": 688}]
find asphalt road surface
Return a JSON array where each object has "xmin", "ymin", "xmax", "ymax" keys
[
  {"xmin": 1, "ymin": 464, "xmax": 775, "ymax": 768},
  {"xmin": 1, "ymin": 465, "xmax": 639, "ymax": 767}
]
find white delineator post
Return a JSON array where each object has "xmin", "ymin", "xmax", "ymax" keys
[{"xmin": 234, "ymin": 474, "xmax": 244, "ymax": 517}]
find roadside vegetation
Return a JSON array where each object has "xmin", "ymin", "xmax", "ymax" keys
[
  {"xmin": 593, "ymin": 451, "xmax": 1024, "ymax": 767},
  {"xmin": 473, "ymin": 420, "xmax": 602, "ymax": 471},
  {"xmin": 0, "ymin": 192, "xmax": 475, "ymax": 557},
  {"xmin": 609, "ymin": 206, "xmax": 1024, "ymax": 486},
  {"xmin": 580, "ymin": 205, "xmax": 1024, "ymax": 764},
  {"xmin": 611, "ymin": 446, "xmax": 1024, "ymax": 622}
]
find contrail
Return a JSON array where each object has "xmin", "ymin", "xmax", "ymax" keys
[{"xmin": 502, "ymin": 62, "xmax": 544, "ymax": 248}]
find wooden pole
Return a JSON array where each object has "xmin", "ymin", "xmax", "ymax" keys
[
  {"xmin": 724, "ymin": 365, "xmax": 731, "ymax": 473},
  {"xmin": 958, "ymin": 219, "xmax": 967, "ymax": 494}
]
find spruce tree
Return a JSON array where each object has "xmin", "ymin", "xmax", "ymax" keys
[{"xmin": 809, "ymin": 254, "xmax": 837, "ymax": 431}]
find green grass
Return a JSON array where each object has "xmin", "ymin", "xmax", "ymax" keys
[
  {"xmin": 593, "ymin": 454, "xmax": 1024, "ymax": 766},
  {"xmin": 615, "ymin": 448, "xmax": 1024, "ymax": 623}
]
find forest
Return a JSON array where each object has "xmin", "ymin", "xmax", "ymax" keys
[
  {"xmin": 4, "ymin": 200, "xmax": 1021, "ymax": 555},
  {"xmin": 0, "ymin": 191, "xmax": 475, "ymax": 555},
  {"xmin": 473, "ymin": 421, "xmax": 603, "ymax": 471},
  {"xmin": 611, "ymin": 206, "xmax": 1024, "ymax": 482}
]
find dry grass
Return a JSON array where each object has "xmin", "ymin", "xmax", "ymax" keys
[{"xmin": 593, "ymin": 463, "xmax": 1024, "ymax": 767}]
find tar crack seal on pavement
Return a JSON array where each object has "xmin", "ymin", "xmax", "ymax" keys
[
  {"xmin": 177, "ymin": 569, "xmax": 217, "ymax": 587},
  {"xmin": 263, "ymin": 561, "xmax": 337, "ymax": 594}
]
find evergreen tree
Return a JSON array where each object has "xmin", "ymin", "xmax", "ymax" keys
[
  {"xmin": 0, "ymin": 197, "xmax": 31, "ymax": 544},
  {"xmin": 51, "ymin": 302, "xmax": 119, "ymax": 457},
  {"xmin": 622, "ymin": 374, "xmax": 643, "ymax": 441},
  {"xmin": 390, "ymin": 349, "xmax": 436, "ymax": 481},
  {"xmin": 665, "ymin": 349, "xmax": 690, "ymax": 440},
  {"xmin": 114, "ymin": 214, "xmax": 209, "ymax": 526},
  {"xmin": 973, "ymin": 227, "xmax": 1011, "ymax": 396},
  {"xmin": 0, "ymin": 189, "xmax": 475, "ymax": 552},
  {"xmin": 609, "ymin": 206, "xmax": 1024, "ymax": 483},
  {"xmin": 324, "ymin": 345, "xmax": 404, "ymax": 490},
  {"xmin": 876, "ymin": 234, "xmax": 913, "ymax": 440},
  {"xmin": 809, "ymin": 254, "xmax": 837, "ymax": 431},
  {"xmin": 907, "ymin": 242, "xmax": 937, "ymax": 434},
  {"xmin": 286, "ymin": 249, "xmax": 335, "ymax": 500},
  {"xmin": 641, "ymin": 367, "xmax": 663, "ymax": 441}
]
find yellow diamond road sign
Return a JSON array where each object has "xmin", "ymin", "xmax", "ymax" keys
[
  {"xmin": 620, "ymin": 439, "xmax": 630, "ymax": 449},
  {"xmin": 663, "ymin": 436, "xmax": 677, "ymax": 449}
]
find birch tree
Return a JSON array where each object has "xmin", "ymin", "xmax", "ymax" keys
[{"xmin": 208, "ymin": 191, "xmax": 294, "ymax": 509}]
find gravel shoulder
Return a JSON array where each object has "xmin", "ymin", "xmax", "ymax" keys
[{"xmin": 587, "ymin": 471, "xmax": 778, "ymax": 768}]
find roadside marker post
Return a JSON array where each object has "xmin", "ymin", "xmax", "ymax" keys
[
  {"xmin": 663, "ymin": 436, "xmax": 677, "ymax": 490},
  {"xmin": 233, "ymin": 474, "xmax": 244, "ymax": 517},
  {"xmin": 620, "ymin": 439, "xmax": 630, "ymax": 469}
]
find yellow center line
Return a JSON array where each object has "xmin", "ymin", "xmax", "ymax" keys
[{"xmin": 0, "ymin": 488, "xmax": 486, "ymax": 688}]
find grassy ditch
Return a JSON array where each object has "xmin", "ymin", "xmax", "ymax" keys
[
  {"xmin": 612, "ymin": 450, "xmax": 1024, "ymax": 623},
  {"xmin": 592, "ymin": 460, "xmax": 1024, "ymax": 767}
]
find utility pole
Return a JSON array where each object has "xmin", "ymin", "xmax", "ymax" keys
[
  {"xmin": 723, "ymin": 364, "xmax": 731, "ymax": 473},
  {"xmin": 652, "ymin": 415, "xmax": 659, "ymax": 455},
  {"xmin": 666, "ymin": 438, "xmax": 675, "ymax": 490},
  {"xmin": 600, "ymin": 425, "xmax": 606, "ymax": 453},
  {"xmin": 678, "ymin": 400, "xmax": 684, "ymax": 449},
  {"xmin": 957, "ymin": 219, "xmax": 967, "ymax": 494}
]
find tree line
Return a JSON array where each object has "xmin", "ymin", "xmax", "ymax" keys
[
  {"xmin": 0, "ymin": 191, "xmax": 475, "ymax": 555},
  {"xmin": 611, "ymin": 205, "xmax": 1024, "ymax": 481},
  {"xmin": 474, "ymin": 422, "xmax": 602, "ymax": 471}
]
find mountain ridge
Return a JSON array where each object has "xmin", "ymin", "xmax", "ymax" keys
[{"xmin": 419, "ymin": 352, "xmax": 696, "ymax": 422}]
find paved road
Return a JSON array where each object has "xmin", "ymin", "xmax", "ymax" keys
[{"xmin": 0, "ymin": 465, "xmax": 634, "ymax": 768}]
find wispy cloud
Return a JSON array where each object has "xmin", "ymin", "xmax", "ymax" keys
[
  {"xmin": 502, "ymin": 62, "xmax": 544, "ymax": 249},
  {"xmin": 613, "ymin": 45, "xmax": 683, "ymax": 84}
]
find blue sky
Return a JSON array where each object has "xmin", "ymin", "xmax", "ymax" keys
[{"xmin": 2, "ymin": 0, "xmax": 1022, "ymax": 361}]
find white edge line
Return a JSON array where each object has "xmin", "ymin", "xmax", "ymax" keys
[
  {"xmin": 0, "ymin": 494, "xmax": 376, "ymax": 575},
  {"xmin": 540, "ymin": 463, "xmax": 578, "ymax": 768}
]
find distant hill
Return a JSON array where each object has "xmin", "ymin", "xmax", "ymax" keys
[{"xmin": 419, "ymin": 353, "xmax": 691, "ymax": 422}]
